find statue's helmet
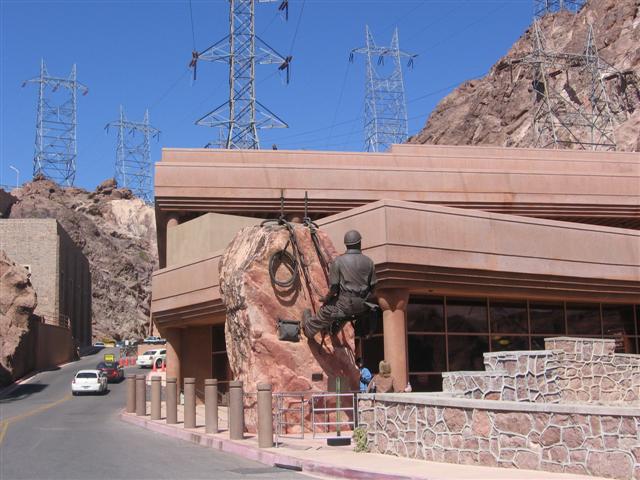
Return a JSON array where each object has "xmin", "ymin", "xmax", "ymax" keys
[{"xmin": 344, "ymin": 229, "xmax": 362, "ymax": 247}]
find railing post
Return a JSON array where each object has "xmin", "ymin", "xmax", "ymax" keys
[
  {"xmin": 257, "ymin": 383, "xmax": 273, "ymax": 448},
  {"xmin": 125, "ymin": 374, "xmax": 136, "ymax": 413},
  {"xmin": 228, "ymin": 380, "xmax": 244, "ymax": 440},
  {"xmin": 166, "ymin": 377, "xmax": 177, "ymax": 424},
  {"xmin": 183, "ymin": 377, "xmax": 196, "ymax": 429},
  {"xmin": 150, "ymin": 376, "xmax": 162, "ymax": 420},
  {"xmin": 205, "ymin": 379, "xmax": 218, "ymax": 434},
  {"xmin": 135, "ymin": 374, "xmax": 146, "ymax": 416}
]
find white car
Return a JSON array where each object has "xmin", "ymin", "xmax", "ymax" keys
[
  {"xmin": 152, "ymin": 349, "xmax": 166, "ymax": 369},
  {"xmin": 136, "ymin": 349, "xmax": 163, "ymax": 368},
  {"xmin": 71, "ymin": 370, "xmax": 107, "ymax": 395}
]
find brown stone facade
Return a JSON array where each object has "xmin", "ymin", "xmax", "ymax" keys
[{"xmin": 358, "ymin": 337, "xmax": 640, "ymax": 479}]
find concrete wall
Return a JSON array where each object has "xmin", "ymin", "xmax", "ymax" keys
[
  {"xmin": 167, "ymin": 213, "xmax": 259, "ymax": 267},
  {"xmin": 34, "ymin": 322, "xmax": 74, "ymax": 370},
  {"xmin": 180, "ymin": 326, "xmax": 211, "ymax": 402}
]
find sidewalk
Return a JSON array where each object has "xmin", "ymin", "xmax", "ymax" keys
[{"xmin": 120, "ymin": 403, "xmax": 607, "ymax": 480}]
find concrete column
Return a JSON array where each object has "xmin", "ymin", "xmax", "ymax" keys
[
  {"xmin": 164, "ymin": 328, "xmax": 182, "ymax": 395},
  {"xmin": 166, "ymin": 215, "xmax": 179, "ymax": 229},
  {"xmin": 205, "ymin": 379, "xmax": 218, "ymax": 434},
  {"xmin": 150, "ymin": 376, "xmax": 162, "ymax": 420},
  {"xmin": 184, "ymin": 377, "xmax": 196, "ymax": 429},
  {"xmin": 166, "ymin": 377, "xmax": 178, "ymax": 424},
  {"xmin": 135, "ymin": 375, "xmax": 146, "ymax": 416},
  {"xmin": 257, "ymin": 383, "xmax": 273, "ymax": 448},
  {"xmin": 125, "ymin": 374, "xmax": 136, "ymax": 413},
  {"xmin": 228, "ymin": 380, "xmax": 244, "ymax": 440},
  {"xmin": 378, "ymin": 289, "xmax": 410, "ymax": 390}
]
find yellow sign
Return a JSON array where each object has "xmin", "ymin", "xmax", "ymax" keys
[{"xmin": 104, "ymin": 353, "xmax": 115, "ymax": 362}]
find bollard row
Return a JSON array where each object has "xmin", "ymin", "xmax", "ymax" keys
[{"xmin": 124, "ymin": 376, "xmax": 273, "ymax": 449}]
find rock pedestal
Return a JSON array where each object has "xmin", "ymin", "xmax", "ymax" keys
[{"xmin": 219, "ymin": 223, "xmax": 358, "ymax": 430}]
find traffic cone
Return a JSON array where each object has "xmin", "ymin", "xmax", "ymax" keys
[
  {"xmin": 161, "ymin": 360, "xmax": 166, "ymax": 372},
  {"xmin": 152, "ymin": 361, "xmax": 158, "ymax": 372}
]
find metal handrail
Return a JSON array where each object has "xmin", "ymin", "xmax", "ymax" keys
[
  {"xmin": 311, "ymin": 392, "xmax": 356, "ymax": 439},
  {"xmin": 274, "ymin": 392, "xmax": 306, "ymax": 447}
]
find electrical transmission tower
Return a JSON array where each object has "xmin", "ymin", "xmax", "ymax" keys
[
  {"xmin": 22, "ymin": 60, "xmax": 88, "ymax": 186},
  {"xmin": 511, "ymin": 21, "xmax": 622, "ymax": 150},
  {"xmin": 534, "ymin": 0, "xmax": 585, "ymax": 18},
  {"xmin": 189, "ymin": 0, "xmax": 291, "ymax": 149},
  {"xmin": 105, "ymin": 106, "xmax": 160, "ymax": 204},
  {"xmin": 350, "ymin": 26, "xmax": 416, "ymax": 153}
]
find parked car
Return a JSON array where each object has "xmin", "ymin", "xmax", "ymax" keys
[
  {"xmin": 152, "ymin": 349, "xmax": 166, "ymax": 369},
  {"xmin": 96, "ymin": 361, "xmax": 124, "ymax": 382},
  {"xmin": 94, "ymin": 342, "xmax": 105, "ymax": 348},
  {"xmin": 136, "ymin": 349, "xmax": 160, "ymax": 368},
  {"xmin": 71, "ymin": 370, "xmax": 107, "ymax": 395},
  {"xmin": 115, "ymin": 341, "xmax": 124, "ymax": 348},
  {"xmin": 142, "ymin": 336, "xmax": 166, "ymax": 345}
]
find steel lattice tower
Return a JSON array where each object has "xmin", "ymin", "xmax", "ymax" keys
[
  {"xmin": 22, "ymin": 60, "xmax": 88, "ymax": 186},
  {"xmin": 105, "ymin": 106, "xmax": 160, "ymax": 204},
  {"xmin": 512, "ymin": 21, "xmax": 622, "ymax": 150},
  {"xmin": 534, "ymin": 0, "xmax": 585, "ymax": 18},
  {"xmin": 190, "ymin": 0, "xmax": 291, "ymax": 149},
  {"xmin": 351, "ymin": 26, "xmax": 416, "ymax": 153}
]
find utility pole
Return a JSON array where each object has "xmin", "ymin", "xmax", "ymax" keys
[
  {"xmin": 350, "ymin": 26, "xmax": 416, "ymax": 153},
  {"xmin": 511, "ymin": 21, "xmax": 626, "ymax": 151},
  {"xmin": 22, "ymin": 60, "xmax": 88, "ymax": 186},
  {"xmin": 533, "ymin": 0, "xmax": 585, "ymax": 18},
  {"xmin": 105, "ymin": 106, "xmax": 160, "ymax": 204},
  {"xmin": 189, "ymin": 0, "xmax": 291, "ymax": 149}
]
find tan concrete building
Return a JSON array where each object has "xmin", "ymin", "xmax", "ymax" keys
[
  {"xmin": 151, "ymin": 144, "xmax": 640, "ymax": 393},
  {"xmin": 0, "ymin": 218, "xmax": 92, "ymax": 346}
]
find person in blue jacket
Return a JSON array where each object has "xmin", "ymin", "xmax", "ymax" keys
[{"xmin": 356, "ymin": 357, "xmax": 372, "ymax": 392}]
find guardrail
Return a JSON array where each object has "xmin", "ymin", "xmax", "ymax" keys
[
  {"xmin": 311, "ymin": 392, "xmax": 356, "ymax": 439},
  {"xmin": 274, "ymin": 392, "xmax": 306, "ymax": 446}
]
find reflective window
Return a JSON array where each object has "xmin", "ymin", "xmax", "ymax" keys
[
  {"xmin": 448, "ymin": 335, "xmax": 488, "ymax": 371},
  {"xmin": 447, "ymin": 299, "xmax": 488, "ymax": 333},
  {"xmin": 409, "ymin": 374, "xmax": 442, "ymax": 392},
  {"xmin": 602, "ymin": 305, "xmax": 636, "ymax": 336},
  {"xmin": 408, "ymin": 335, "xmax": 446, "ymax": 372},
  {"xmin": 491, "ymin": 335, "xmax": 529, "ymax": 352},
  {"xmin": 212, "ymin": 325, "xmax": 226, "ymax": 353},
  {"xmin": 490, "ymin": 300, "xmax": 527, "ymax": 334},
  {"xmin": 566, "ymin": 304, "xmax": 601, "ymax": 335},
  {"xmin": 361, "ymin": 336, "xmax": 384, "ymax": 373},
  {"xmin": 407, "ymin": 297, "xmax": 444, "ymax": 332},
  {"xmin": 530, "ymin": 303, "xmax": 565, "ymax": 334}
]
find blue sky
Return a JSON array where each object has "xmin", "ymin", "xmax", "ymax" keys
[{"xmin": 1, "ymin": 0, "xmax": 533, "ymax": 190}]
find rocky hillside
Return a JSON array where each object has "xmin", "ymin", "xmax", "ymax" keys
[
  {"xmin": 409, "ymin": 0, "xmax": 640, "ymax": 151},
  {"xmin": 5, "ymin": 178, "xmax": 157, "ymax": 341}
]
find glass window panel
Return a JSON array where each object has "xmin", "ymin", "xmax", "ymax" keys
[
  {"xmin": 446, "ymin": 298, "xmax": 488, "ymax": 333},
  {"xmin": 491, "ymin": 335, "xmax": 529, "ymax": 352},
  {"xmin": 531, "ymin": 336, "xmax": 547, "ymax": 351},
  {"xmin": 489, "ymin": 300, "xmax": 528, "ymax": 334},
  {"xmin": 408, "ymin": 335, "xmax": 446, "ymax": 372},
  {"xmin": 355, "ymin": 309, "xmax": 382, "ymax": 337},
  {"xmin": 637, "ymin": 306, "xmax": 640, "ymax": 336},
  {"xmin": 407, "ymin": 297, "xmax": 445, "ymax": 333},
  {"xmin": 602, "ymin": 305, "xmax": 636, "ymax": 336},
  {"xmin": 448, "ymin": 335, "xmax": 489, "ymax": 371},
  {"xmin": 409, "ymin": 374, "xmax": 442, "ymax": 393},
  {"xmin": 212, "ymin": 352, "xmax": 230, "ymax": 386},
  {"xmin": 566, "ymin": 304, "xmax": 601, "ymax": 335},
  {"xmin": 362, "ymin": 335, "xmax": 384, "ymax": 373},
  {"xmin": 212, "ymin": 325, "xmax": 226, "ymax": 353},
  {"xmin": 530, "ymin": 302, "xmax": 565, "ymax": 334}
]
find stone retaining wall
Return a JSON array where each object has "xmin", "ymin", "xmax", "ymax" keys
[{"xmin": 358, "ymin": 394, "xmax": 640, "ymax": 479}]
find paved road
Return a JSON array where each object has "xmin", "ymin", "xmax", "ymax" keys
[{"xmin": 0, "ymin": 349, "xmax": 307, "ymax": 480}]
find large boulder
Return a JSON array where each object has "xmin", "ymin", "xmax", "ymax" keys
[
  {"xmin": 0, "ymin": 250, "xmax": 37, "ymax": 386},
  {"xmin": 219, "ymin": 223, "xmax": 359, "ymax": 428}
]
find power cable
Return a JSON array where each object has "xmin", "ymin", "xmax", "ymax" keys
[
  {"xmin": 188, "ymin": 0, "xmax": 197, "ymax": 51},
  {"xmin": 288, "ymin": 0, "xmax": 306, "ymax": 55},
  {"xmin": 325, "ymin": 62, "xmax": 352, "ymax": 149}
]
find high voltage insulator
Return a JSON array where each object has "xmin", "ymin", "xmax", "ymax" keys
[
  {"xmin": 105, "ymin": 106, "xmax": 160, "ymax": 204},
  {"xmin": 22, "ymin": 60, "xmax": 88, "ymax": 186},
  {"xmin": 189, "ymin": 0, "xmax": 291, "ymax": 149},
  {"xmin": 350, "ymin": 26, "xmax": 416, "ymax": 153}
]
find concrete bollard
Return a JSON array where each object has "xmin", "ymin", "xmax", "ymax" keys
[
  {"xmin": 257, "ymin": 383, "xmax": 274, "ymax": 448},
  {"xmin": 135, "ymin": 374, "xmax": 146, "ymax": 416},
  {"xmin": 125, "ymin": 374, "xmax": 136, "ymax": 413},
  {"xmin": 150, "ymin": 376, "xmax": 162, "ymax": 420},
  {"xmin": 205, "ymin": 379, "xmax": 218, "ymax": 434},
  {"xmin": 183, "ymin": 377, "xmax": 196, "ymax": 429},
  {"xmin": 166, "ymin": 377, "xmax": 178, "ymax": 424},
  {"xmin": 228, "ymin": 380, "xmax": 244, "ymax": 440}
]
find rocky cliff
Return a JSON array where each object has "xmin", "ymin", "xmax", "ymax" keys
[
  {"xmin": 4, "ymin": 178, "xmax": 157, "ymax": 341},
  {"xmin": 0, "ymin": 250, "xmax": 37, "ymax": 385},
  {"xmin": 409, "ymin": 0, "xmax": 640, "ymax": 151}
]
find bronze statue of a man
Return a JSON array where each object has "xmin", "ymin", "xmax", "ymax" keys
[{"xmin": 302, "ymin": 229, "xmax": 377, "ymax": 338}]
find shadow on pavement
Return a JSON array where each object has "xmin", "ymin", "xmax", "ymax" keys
[{"xmin": 0, "ymin": 383, "xmax": 48, "ymax": 403}]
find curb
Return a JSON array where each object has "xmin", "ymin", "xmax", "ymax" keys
[{"xmin": 119, "ymin": 412, "xmax": 427, "ymax": 480}]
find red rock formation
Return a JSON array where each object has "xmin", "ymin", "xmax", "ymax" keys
[
  {"xmin": 0, "ymin": 250, "xmax": 37, "ymax": 386},
  {"xmin": 219, "ymin": 223, "xmax": 359, "ymax": 428}
]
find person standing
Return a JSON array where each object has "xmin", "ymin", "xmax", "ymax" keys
[{"xmin": 356, "ymin": 357, "xmax": 372, "ymax": 393}]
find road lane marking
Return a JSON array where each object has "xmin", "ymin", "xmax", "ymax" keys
[{"xmin": 0, "ymin": 394, "xmax": 72, "ymax": 445}]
